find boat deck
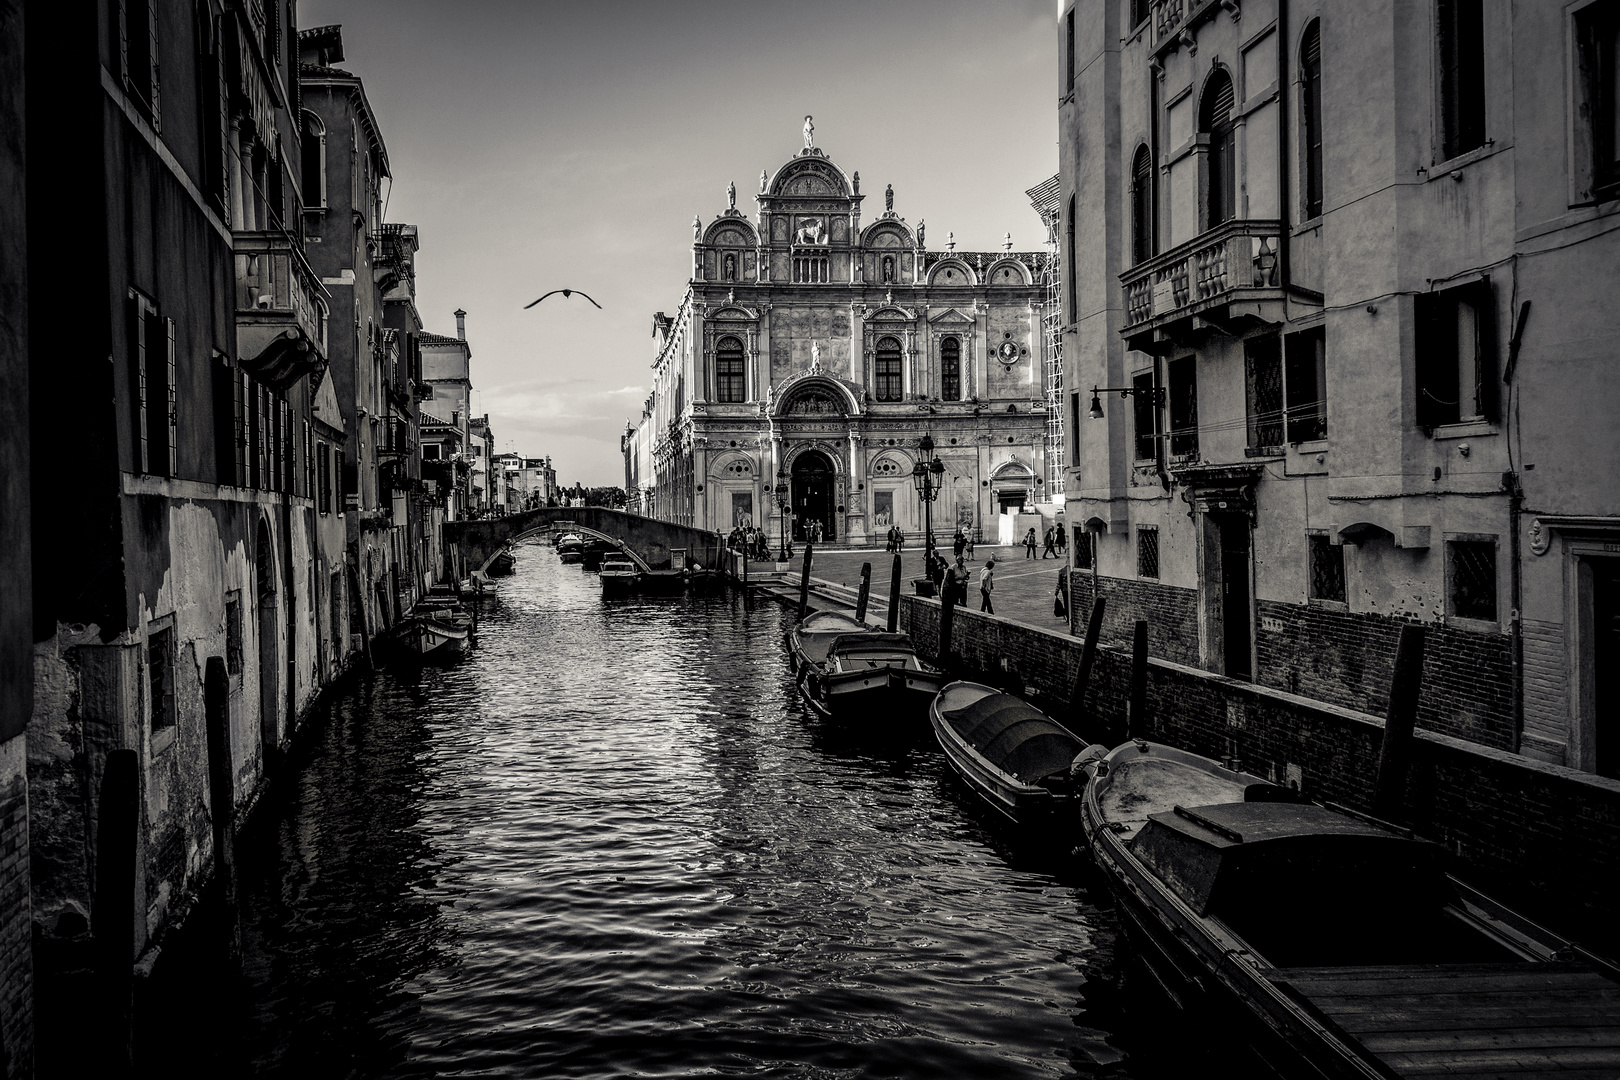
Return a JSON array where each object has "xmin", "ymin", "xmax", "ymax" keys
[{"xmin": 1267, "ymin": 962, "xmax": 1620, "ymax": 1079}]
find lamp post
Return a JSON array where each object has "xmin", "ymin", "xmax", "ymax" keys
[
  {"xmin": 911, "ymin": 433, "xmax": 947, "ymax": 558},
  {"xmin": 774, "ymin": 470, "xmax": 793, "ymax": 561}
]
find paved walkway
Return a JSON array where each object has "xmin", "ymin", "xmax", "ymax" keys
[{"xmin": 773, "ymin": 543, "xmax": 1076, "ymax": 635}]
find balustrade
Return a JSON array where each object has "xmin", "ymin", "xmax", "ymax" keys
[{"xmin": 1119, "ymin": 219, "xmax": 1281, "ymax": 333}]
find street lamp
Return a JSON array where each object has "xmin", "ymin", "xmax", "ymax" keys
[
  {"xmin": 911, "ymin": 433, "xmax": 947, "ymax": 557},
  {"xmin": 1087, "ymin": 382, "xmax": 1165, "ymax": 420},
  {"xmin": 774, "ymin": 470, "xmax": 793, "ymax": 561}
]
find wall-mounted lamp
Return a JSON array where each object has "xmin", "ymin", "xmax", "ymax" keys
[{"xmin": 1088, "ymin": 383, "xmax": 1165, "ymax": 420}]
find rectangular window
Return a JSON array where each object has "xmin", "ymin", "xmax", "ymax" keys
[
  {"xmin": 1132, "ymin": 371, "xmax": 1158, "ymax": 460},
  {"xmin": 1308, "ymin": 534, "xmax": 1346, "ymax": 603},
  {"xmin": 127, "ymin": 295, "xmax": 150, "ymax": 473},
  {"xmin": 1576, "ymin": 1, "xmax": 1620, "ymax": 200},
  {"xmin": 1167, "ymin": 356, "xmax": 1199, "ymax": 457},
  {"xmin": 1073, "ymin": 528, "xmax": 1092, "ymax": 570},
  {"xmin": 303, "ymin": 421, "xmax": 314, "ymax": 498},
  {"xmin": 875, "ymin": 354, "xmax": 903, "ymax": 402},
  {"xmin": 147, "ymin": 624, "xmax": 175, "ymax": 732},
  {"xmin": 1415, "ymin": 278, "xmax": 1496, "ymax": 429},
  {"xmin": 235, "ymin": 371, "xmax": 249, "ymax": 486},
  {"xmin": 1437, "ymin": 0, "xmax": 1486, "ymax": 161},
  {"xmin": 224, "ymin": 593, "xmax": 243, "ymax": 675},
  {"xmin": 1448, "ymin": 538, "xmax": 1497, "ymax": 621},
  {"xmin": 1246, "ymin": 334, "xmax": 1284, "ymax": 451},
  {"xmin": 317, "ymin": 441, "xmax": 331, "ymax": 513},
  {"xmin": 1136, "ymin": 526, "xmax": 1160, "ymax": 579},
  {"xmin": 118, "ymin": 0, "xmax": 161, "ymax": 126},
  {"xmin": 163, "ymin": 317, "xmax": 178, "ymax": 477},
  {"xmin": 1066, "ymin": 8, "xmax": 1076, "ymax": 93},
  {"xmin": 1285, "ymin": 328, "xmax": 1327, "ymax": 442},
  {"xmin": 1301, "ymin": 21, "xmax": 1325, "ymax": 219},
  {"xmin": 715, "ymin": 347, "xmax": 746, "ymax": 403}
]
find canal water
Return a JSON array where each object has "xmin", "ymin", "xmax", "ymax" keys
[{"xmin": 142, "ymin": 541, "xmax": 1198, "ymax": 1079}]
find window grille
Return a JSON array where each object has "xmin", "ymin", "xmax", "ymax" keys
[
  {"xmin": 1073, "ymin": 528, "xmax": 1092, "ymax": 570},
  {"xmin": 1246, "ymin": 336, "xmax": 1285, "ymax": 450},
  {"xmin": 147, "ymin": 625, "xmax": 175, "ymax": 731},
  {"xmin": 1309, "ymin": 534, "xmax": 1346, "ymax": 602},
  {"xmin": 875, "ymin": 338, "xmax": 903, "ymax": 402},
  {"xmin": 1448, "ymin": 540, "xmax": 1497, "ymax": 621},
  {"xmin": 1137, "ymin": 527, "xmax": 1160, "ymax": 579},
  {"xmin": 715, "ymin": 337, "xmax": 746, "ymax": 403}
]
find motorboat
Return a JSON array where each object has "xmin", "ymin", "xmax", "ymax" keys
[
  {"xmin": 599, "ymin": 554, "xmax": 640, "ymax": 596},
  {"xmin": 556, "ymin": 533, "xmax": 584, "ymax": 564},
  {"xmin": 928, "ymin": 680, "xmax": 1087, "ymax": 825},
  {"xmin": 1078, "ymin": 739, "xmax": 1620, "ymax": 1079},
  {"xmin": 787, "ymin": 610, "xmax": 940, "ymax": 722}
]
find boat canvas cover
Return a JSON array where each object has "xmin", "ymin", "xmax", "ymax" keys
[{"xmin": 943, "ymin": 695, "xmax": 1083, "ymax": 784}]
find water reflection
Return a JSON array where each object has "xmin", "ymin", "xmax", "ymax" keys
[{"xmin": 140, "ymin": 540, "xmax": 1163, "ymax": 1079}]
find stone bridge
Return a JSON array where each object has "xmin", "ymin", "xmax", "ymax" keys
[{"xmin": 445, "ymin": 507, "xmax": 729, "ymax": 575}]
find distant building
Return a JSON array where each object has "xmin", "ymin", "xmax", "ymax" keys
[
  {"xmin": 421, "ymin": 311, "xmax": 476, "ymax": 518},
  {"xmin": 1057, "ymin": 0, "xmax": 1620, "ymax": 770},
  {"xmin": 625, "ymin": 131, "xmax": 1052, "ymax": 545}
]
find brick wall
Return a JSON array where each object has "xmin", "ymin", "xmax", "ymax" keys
[
  {"xmin": 1255, "ymin": 599, "xmax": 1515, "ymax": 751},
  {"xmin": 895, "ymin": 594, "xmax": 1620, "ymax": 955},
  {"xmin": 0, "ymin": 736, "xmax": 32, "ymax": 1079},
  {"xmin": 1068, "ymin": 571, "xmax": 1199, "ymax": 665}
]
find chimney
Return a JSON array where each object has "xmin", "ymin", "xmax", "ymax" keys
[{"xmin": 454, "ymin": 309, "xmax": 467, "ymax": 340}]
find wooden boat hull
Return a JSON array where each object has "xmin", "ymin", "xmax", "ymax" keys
[
  {"xmin": 599, "ymin": 569, "xmax": 639, "ymax": 596},
  {"xmin": 557, "ymin": 551, "xmax": 584, "ymax": 564},
  {"xmin": 788, "ymin": 611, "xmax": 940, "ymax": 725},
  {"xmin": 487, "ymin": 551, "xmax": 516, "ymax": 576},
  {"xmin": 928, "ymin": 682, "xmax": 1078, "ymax": 826},
  {"xmin": 639, "ymin": 569, "xmax": 687, "ymax": 594},
  {"xmin": 803, "ymin": 666, "xmax": 944, "ymax": 721},
  {"xmin": 403, "ymin": 618, "xmax": 469, "ymax": 660}
]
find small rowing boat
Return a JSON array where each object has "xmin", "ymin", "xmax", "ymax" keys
[
  {"xmin": 928, "ymin": 680, "xmax": 1087, "ymax": 826},
  {"xmin": 787, "ymin": 610, "xmax": 940, "ymax": 722}
]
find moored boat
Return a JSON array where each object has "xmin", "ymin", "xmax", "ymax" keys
[
  {"xmin": 487, "ymin": 545, "xmax": 516, "ymax": 575},
  {"xmin": 1079, "ymin": 739, "xmax": 1620, "ymax": 1079},
  {"xmin": 399, "ymin": 599, "xmax": 472, "ymax": 661},
  {"xmin": 928, "ymin": 680, "xmax": 1087, "ymax": 825},
  {"xmin": 556, "ymin": 533, "xmax": 584, "ymax": 564},
  {"xmin": 787, "ymin": 611, "xmax": 941, "ymax": 723},
  {"xmin": 599, "ymin": 554, "xmax": 640, "ymax": 596}
]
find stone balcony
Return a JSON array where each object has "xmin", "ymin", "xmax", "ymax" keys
[
  {"xmin": 234, "ymin": 231, "xmax": 329, "ymax": 391},
  {"xmin": 1119, "ymin": 218, "xmax": 1284, "ymax": 354}
]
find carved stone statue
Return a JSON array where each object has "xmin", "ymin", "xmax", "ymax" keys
[
  {"xmin": 852, "ymin": 171, "xmax": 860, "ymax": 195},
  {"xmin": 810, "ymin": 340, "xmax": 823, "ymax": 373},
  {"xmin": 885, "ymin": 184, "xmax": 894, "ymax": 213},
  {"xmin": 727, "ymin": 180, "xmax": 736, "ymax": 210},
  {"xmin": 693, "ymin": 215, "xmax": 702, "ymax": 240},
  {"xmin": 1003, "ymin": 231, "xmax": 1013, "ymax": 252},
  {"xmin": 946, "ymin": 231, "xmax": 956, "ymax": 252},
  {"xmin": 916, "ymin": 220, "xmax": 925, "ymax": 247},
  {"xmin": 803, "ymin": 115, "xmax": 815, "ymax": 150}
]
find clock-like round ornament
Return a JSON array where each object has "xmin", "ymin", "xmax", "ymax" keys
[{"xmin": 997, "ymin": 340, "xmax": 1019, "ymax": 365}]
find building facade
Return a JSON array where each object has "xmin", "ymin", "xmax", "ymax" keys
[
  {"xmin": 1059, "ymin": 0, "xmax": 1619, "ymax": 771},
  {"xmin": 629, "ymin": 134, "xmax": 1052, "ymax": 547}
]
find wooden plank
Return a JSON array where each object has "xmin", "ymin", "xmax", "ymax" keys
[
  {"xmin": 1359, "ymin": 1027, "xmax": 1620, "ymax": 1054},
  {"xmin": 1378, "ymin": 1045, "xmax": 1620, "ymax": 1075},
  {"xmin": 1302, "ymin": 989, "xmax": 1620, "ymax": 1021},
  {"xmin": 1273, "ymin": 963, "xmax": 1591, "ymax": 982},
  {"xmin": 1285, "ymin": 972, "xmax": 1618, "ymax": 999},
  {"xmin": 1337, "ymin": 1006, "xmax": 1620, "ymax": 1033}
]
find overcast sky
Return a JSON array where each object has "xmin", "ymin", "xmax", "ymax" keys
[{"xmin": 299, "ymin": 0, "xmax": 1059, "ymax": 487}]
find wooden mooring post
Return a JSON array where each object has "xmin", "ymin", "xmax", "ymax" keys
[
  {"xmin": 1070, "ymin": 597, "xmax": 1106, "ymax": 733},
  {"xmin": 204, "ymin": 658, "xmax": 241, "ymax": 966},
  {"xmin": 1373, "ymin": 624, "xmax": 1426, "ymax": 821},
  {"xmin": 797, "ymin": 542, "xmax": 814, "ymax": 621},
  {"xmin": 937, "ymin": 587, "xmax": 956, "ymax": 675},
  {"xmin": 886, "ymin": 553, "xmax": 902, "ymax": 633},
  {"xmin": 1127, "ymin": 620, "xmax": 1149, "ymax": 742},
  {"xmin": 854, "ymin": 562, "xmax": 872, "ymax": 623}
]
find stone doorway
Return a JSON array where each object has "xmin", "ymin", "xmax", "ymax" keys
[{"xmin": 791, "ymin": 450, "xmax": 836, "ymax": 542}]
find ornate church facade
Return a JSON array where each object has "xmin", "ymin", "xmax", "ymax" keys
[{"xmin": 625, "ymin": 129, "xmax": 1053, "ymax": 547}]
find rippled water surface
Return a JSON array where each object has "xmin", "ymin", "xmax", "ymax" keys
[{"xmin": 150, "ymin": 543, "xmax": 1164, "ymax": 1079}]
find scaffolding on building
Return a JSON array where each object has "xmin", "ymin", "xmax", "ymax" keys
[{"xmin": 1027, "ymin": 175, "xmax": 1064, "ymax": 501}]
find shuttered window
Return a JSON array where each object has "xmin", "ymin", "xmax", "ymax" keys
[
  {"xmin": 1131, "ymin": 144, "xmax": 1155, "ymax": 264},
  {"xmin": 1301, "ymin": 21, "xmax": 1324, "ymax": 219},
  {"xmin": 1201, "ymin": 72, "xmax": 1237, "ymax": 227},
  {"xmin": 1415, "ymin": 278, "xmax": 1497, "ymax": 430}
]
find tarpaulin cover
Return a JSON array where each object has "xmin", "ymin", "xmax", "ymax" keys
[{"xmin": 943, "ymin": 696, "xmax": 1083, "ymax": 784}]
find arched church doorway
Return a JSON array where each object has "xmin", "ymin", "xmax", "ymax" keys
[{"xmin": 791, "ymin": 450, "xmax": 836, "ymax": 542}]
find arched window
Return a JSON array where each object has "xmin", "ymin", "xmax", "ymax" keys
[
  {"xmin": 1131, "ymin": 144, "xmax": 1155, "ymax": 264},
  {"xmin": 1066, "ymin": 194, "xmax": 1077, "ymax": 320},
  {"xmin": 1300, "ymin": 20, "xmax": 1324, "ymax": 220},
  {"xmin": 875, "ymin": 337, "xmax": 903, "ymax": 402},
  {"xmin": 715, "ymin": 337, "xmax": 745, "ymax": 403},
  {"xmin": 300, "ymin": 111, "xmax": 325, "ymax": 209},
  {"xmin": 1201, "ymin": 70, "xmax": 1237, "ymax": 228},
  {"xmin": 940, "ymin": 337, "xmax": 961, "ymax": 401}
]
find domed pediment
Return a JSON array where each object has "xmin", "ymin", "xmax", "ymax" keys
[
  {"xmin": 768, "ymin": 156, "xmax": 852, "ymax": 199},
  {"xmin": 772, "ymin": 373, "xmax": 862, "ymax": 418}
]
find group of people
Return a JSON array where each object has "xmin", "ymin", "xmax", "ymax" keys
[
  {"xmin": 923, "ymin": 547, "xmax": 999, "ymax": 614},
  {"xmin": 1022, "ymin": 525, "xmax": 1067, "ymax": 560},
  {"xmin": 883, "ymin": 525, "xmax": 906, "ymax": 552},
  {"xmin": 726, "ymin": 524, "xmax": 774, "ymax": 561}
]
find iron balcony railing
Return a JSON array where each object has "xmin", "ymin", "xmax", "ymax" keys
[{"xmin": 1119, "ymin": 218, "xmax": 1281, "ymax": 333}]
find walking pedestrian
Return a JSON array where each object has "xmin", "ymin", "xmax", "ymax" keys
[
  {"xmin": 1043, "ymin": 527, "xmax": 1057, "ymax": 559},
  {"xmin": 964, "ymin": 530, "xmax": 975, "ymax": 559},
  {"xmin": 1024, "ymin": 527, "xmax": 1038, "ymax": 559},
  {"xmin": 1055, "ymin": 525, "xmax": 1067, "ymax": 555},
  {"xmin": 1055, "ymin": 562, "xmax": 1069, "ymax": 620},
  {"xmin": 952, "ymin": 529, "xmax": 966, "ymax": 560},
  {"xmin": 979, "ymin": 558, "xmax": 996, "ymax": 614}
]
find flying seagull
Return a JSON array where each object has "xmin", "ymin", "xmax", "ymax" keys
[{"xmin": 524, "ymin": 289, "xmax": 602, "ymax": 310}]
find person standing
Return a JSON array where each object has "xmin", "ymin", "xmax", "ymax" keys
[
  {"xmin": 1024, "ymin": 527, "xmax": 1038, "ymax": 559},
  {"xmin": 1055, "ymin": 525, "xmax": 1067, "ymax": 556},
  {"xmin": 1055, "ymin": 562, "xmax": 1070, "ymax": 620},
  {"xmin": 952, "ymin": 556, "xmax": 971, "ymax": 606},
  {"xmin": 979, "ymin": 558, "xmax": 996, "ymax": 614},
  {"xmin": 953, "ymin": 529, "xmax": 966, "ymax": 560}
]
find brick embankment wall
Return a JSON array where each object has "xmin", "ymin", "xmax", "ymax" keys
[
  {"xmin": 895, "ymin": 594, "xmax": 1620, "ymax": 956},
  {"xmin": 1068, "ymin": 571, "xmax": 1199, "ymax": 667}
]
